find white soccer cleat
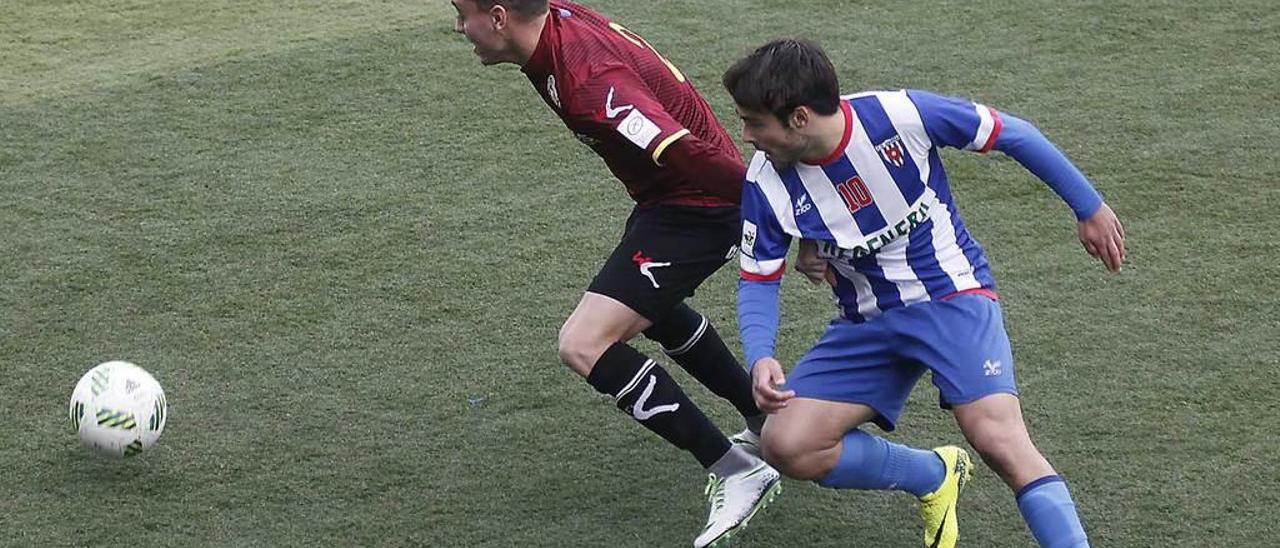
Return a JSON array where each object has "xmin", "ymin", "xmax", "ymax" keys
[
  {"xmin": 728, "ymin": 429, "xmax": 762, "ymax": 458},
  {"xmin": 693, "ymin": 460, "xmax": 782, "ymax": 548}
]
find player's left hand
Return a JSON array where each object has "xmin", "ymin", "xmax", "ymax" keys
[
  {"xmin": 1078, "ymin": 202, "xmax": 1126, "ymax": 272},
  {"xmin": 795, "ymin": 239, "xmax": 835, "ymax": 286}
]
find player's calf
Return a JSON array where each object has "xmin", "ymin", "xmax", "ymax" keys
[
  {"xmin": 584, "ymin": 342, "xmax": 731, "ymax": 468},
  {"xmin": 644, "ymin": 304, "xmax": 764, "ymax": 432},
  {"xmin": 954, "ymin": 394, "xmax": 1088, "ymax": 547},
  {"xmin": 953, "ymin": 394, "xmax": 1054, "ymax": 488},
  {"xmin": 586, "ymin": 342, "xmax": 783, "ymax": 547},
  {"xmin": 1016, "ymin": 475, "xmax": 1090, "ymax": 548}
]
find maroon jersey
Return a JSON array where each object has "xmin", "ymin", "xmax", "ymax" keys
[{"xmin": 521, "ymin": 1, "xmax": 742, "ymax": 208}]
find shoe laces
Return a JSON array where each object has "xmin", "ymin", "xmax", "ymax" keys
[{"xmin": 705, "ymin": 474, "xmax": 727, "ymax": 515}]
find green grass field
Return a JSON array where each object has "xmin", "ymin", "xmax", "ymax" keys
[{"xmin": 3, "ymin": 1, "xmax": 1277, "ymax": 546}]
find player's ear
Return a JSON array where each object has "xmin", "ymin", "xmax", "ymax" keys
[
  {"xmin": 788, "ymin": 106, "xmax": 811, "ymax": 130},
  {"xmin": 489, "ymin": 3, "xmax": 508, "ymax": 30}
]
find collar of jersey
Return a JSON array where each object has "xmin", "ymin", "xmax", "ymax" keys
[{"xmin": 801, "ymin": 100, "xmax": 854, "ymax": 167}]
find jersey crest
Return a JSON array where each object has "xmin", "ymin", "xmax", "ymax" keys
[{"xmin": 875, "ymin": 135, "xmax": 906, "ymax": 167}]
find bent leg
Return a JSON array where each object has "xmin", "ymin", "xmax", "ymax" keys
[
  {"xmin": 953, "ymin": 394, "xmax": 1053, "ymax": 489},
  {"xmin": 760, "ymin": 398, "xmax": 874, "ymax": 480},
  {"xmin": 761, "ymin": 398, "xmax": 945, "ymax": 497},
  {"xmin": 955, "ymin": 394, "xmax": 1088, "ymax": 547},
  {"xmin": 557, "ymin": 292, "xmax": 651, "ymax": 377},
  {"xmin": 644, "ymin": 303, "xmax": 762, "ymax": 431},
  {"xmin": 559, "ymin": 292, "xmax": 745, "ymax": 471}
]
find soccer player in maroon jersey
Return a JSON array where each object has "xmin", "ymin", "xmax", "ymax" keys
[{"xmin": 450, "ymin": 1, "xmax": 780, "ymax": 545}]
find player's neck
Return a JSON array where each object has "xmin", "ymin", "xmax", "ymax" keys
[
  {"xmin": 512, "ymin": 11, "xmax": 549, "ymax": 66},
  {"xmin": 799, "ymin": 108, "xmax": 849, "ymax": 165}
]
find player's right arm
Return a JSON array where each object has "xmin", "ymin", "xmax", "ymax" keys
[{"xmin": 736, "ymin": 170, "xmax": 796, "ymax": 411}]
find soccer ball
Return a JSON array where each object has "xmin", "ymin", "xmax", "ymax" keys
[{"xmin": 69, "ymin": 361, "xmax": 167, "ymax": 457}]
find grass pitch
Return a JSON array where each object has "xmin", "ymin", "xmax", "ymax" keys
[{"xmin": 2, "ymin": 1, "xmax": 1277, "ymax": 546}]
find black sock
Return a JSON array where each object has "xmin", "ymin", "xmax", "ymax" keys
[
  {"xmin": 586, "ymin": 342, "xmax": 730, "ymax": 468},
  {"xmin": 645, "ymin": 304, "xmax": 763, "ymax": 431}
]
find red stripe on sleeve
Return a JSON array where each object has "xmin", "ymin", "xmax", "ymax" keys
[
  {"xmin": 740, "ymin": 267, "xmax": 784, "ymax": 282},
  {"xmin": 978, "ymin": 107, "xmax": 1003, "ymax": 153}
]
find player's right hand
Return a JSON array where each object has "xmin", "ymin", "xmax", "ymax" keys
[
  {"xmin": 795, "ymin": 239, "xmax": 835, "ymax": 286},
  {"xmin": 750, "ymin": 357, "xmax": 796, "ymax": 413}
]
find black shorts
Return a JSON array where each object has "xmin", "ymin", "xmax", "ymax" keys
[{"xmin": 588, "ymin": 204, "xmax": 740, "ymax": 322}]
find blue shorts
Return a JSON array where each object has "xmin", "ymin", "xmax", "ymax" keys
[{"xmin": 784, "ymin": 293, "xmax": 1018, "ymax": 431}]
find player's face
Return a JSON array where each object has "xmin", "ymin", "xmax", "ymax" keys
[
  {"xmin": 735, "ymin": 106, "xmax": 806, "ymax": 166},
  {"xmin": 451, "ymin": 0, "xmax": 508, "ymax": 65}
]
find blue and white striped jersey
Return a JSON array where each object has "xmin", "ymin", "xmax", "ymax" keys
[{"xmin": 739, "ymin": 90, "xmax": 1004, "ymax": 322}]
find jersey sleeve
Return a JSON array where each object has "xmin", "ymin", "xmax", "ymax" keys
[
  {"xmin": 992, "ymin": 114, "xmax": 1105, "ymax": 219},
  {"xmin": 910, "ymin": 90, "xmax": 1104, "ymax": 220},
  {"xmin": 739, "ymin": 174, "xmax": 791, "ymax": 281},
  {"xmin": 906, "ymin": 89, "xmax": 1004, "ymax": 153},
  {"xmin": 737, "ymin": 161, "xmax": 789, "ymax": 369},
  {"xmin": 565, "ymin": 63, "xmax": 691, "ymax": 165}
]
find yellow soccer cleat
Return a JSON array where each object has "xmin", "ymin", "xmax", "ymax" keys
[{"xmin": 918, "ymin": 446, "xmax": 973, "ymax": 548}]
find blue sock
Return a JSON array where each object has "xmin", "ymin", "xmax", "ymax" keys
[
  {"xmin": 1016, "ymin": 475, "xmax": 1089, "ymax": 548},
  {"xmin": 816, "ymin": 430, "xmax": 945, "ymax": 497}
]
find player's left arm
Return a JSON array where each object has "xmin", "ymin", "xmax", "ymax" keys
[
  {"xmin": 995, "ymin": 114, "xmax": 1126, "ymax": 272},
  {"xmin": 909, "ymin": 89, "xmax": 1126, "ymax": 272},
  {"xmin": 570, "ymin": 65, "xmax": 743, "ymax": 200}
]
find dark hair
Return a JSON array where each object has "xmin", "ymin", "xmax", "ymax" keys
[
  {"xmin": 722, "ymin": 38, "xmax": 841, "ymax": 124},
  {"xmin": 473, "ymin": 0, "xmax": 548, "ymax": 19}
]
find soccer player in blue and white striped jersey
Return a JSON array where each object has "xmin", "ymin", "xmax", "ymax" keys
[{"xmin": 724, "ymin": 39, "xmax": 1124, "ymax": 548}]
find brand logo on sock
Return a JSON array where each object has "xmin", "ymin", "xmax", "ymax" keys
[{"xmin": 631, "ymin": 375, "xmax": 680, "ymax": 420}]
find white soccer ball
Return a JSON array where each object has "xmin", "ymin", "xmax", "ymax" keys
[{"xmin": 69, "ymin": 361, "xmax": 167, "ymax": 457}]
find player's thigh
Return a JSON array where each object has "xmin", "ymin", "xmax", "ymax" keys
[
  {"xmin": 560, "ymin": 292, "xmax": 653, "ymax": 343},
  {"xmin": 586, "ymin": 205, "xmax": 738, "ymax": 323},
  {"xmin": 891, "ymin": 293, "xmax": 1019, "ymax": 408},
  {"xmin": 762, "ymin": 397, "xmax": 878, "ymax": 457},
  {"xmin": 783, "ymin": 318, "xmax": 925, "ymax": 432}
]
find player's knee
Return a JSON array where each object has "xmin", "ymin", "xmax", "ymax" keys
[
  {"xmin": 555, "ymin": 333, "xmax": 589, "ymax": 376},
  {"xmin": 964, "ymin": 417, "xmax": 1032, "ymax": 467},
  {"xmin": 557, "ymin": 324, "xmax": 607, "ymax": 377},
  {"xmin": 761, "ymin": 433, "xmax": 833, "ymax": 481}
]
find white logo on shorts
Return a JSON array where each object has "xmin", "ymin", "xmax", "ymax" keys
[
  {"xmin": 632, "ymin": 250, "xmax": 671, "ymax": 289},
  {"xmin": 983, "ymin": 360, "xmax": 1003, "ymax": 377}
]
